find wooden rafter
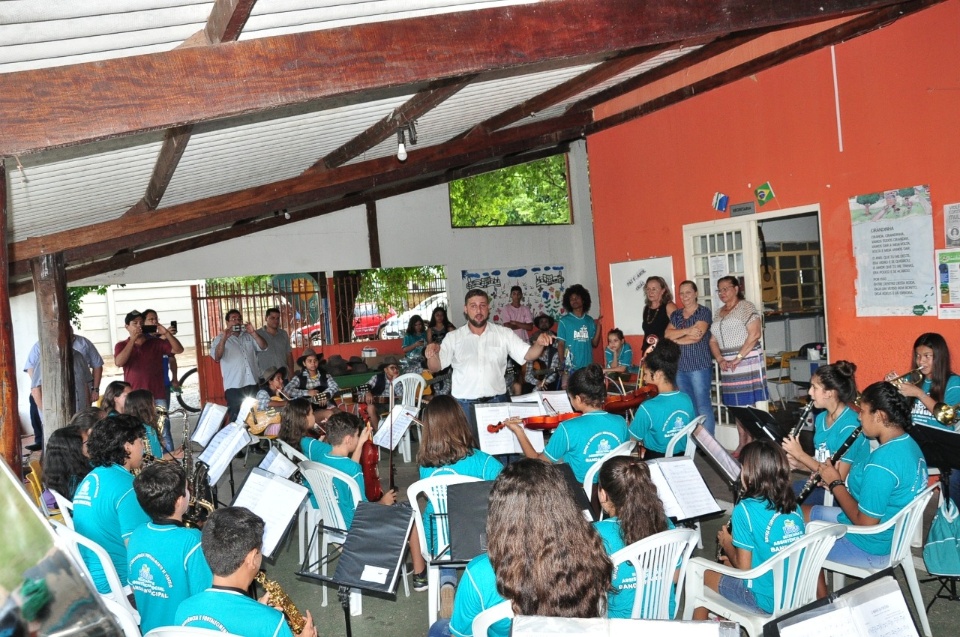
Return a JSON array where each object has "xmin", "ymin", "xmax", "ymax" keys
[
  {"xmin": 8, "ymin": 144, "xmax": 568, "ymax": 294},
  {"xmin": 312, "ymin": 76, "xmax": 476, "ymax": 172},
  {"xmin": 8, "ymin": 111, "xmax": 592, "ymax": 271},
  {"xmin": 587, "ymin": 0, "xmax": 943, "ymax": 135},
  {"xmin": 460, "ymin": 46, "xmax": 673, "ymax": 139},
  {"xmin": 125, "ymin": 0, "xmax": 259, "ymax": 216},
  {"xmin": 0, "ymin": 0, "xmax": 907, "ymax": 156}
]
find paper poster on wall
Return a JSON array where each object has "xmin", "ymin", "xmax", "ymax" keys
[
  {"xmin": 937, "ymin": 249, "xmax": 960, "ymax": 319},
  {"xmin": 850, "ymin": 185, "xmax": 936, "ymax": 316},
  {"xmin": 462, "ymin": 265, "xmax": 566, "ymax": 320},
  {"xmin": 945, "ymin": 202, "xmax": 960, "ymax": 248},
  {"xmin": 609, "ymin": 257, "xmax": 674, "ymax": 336}
]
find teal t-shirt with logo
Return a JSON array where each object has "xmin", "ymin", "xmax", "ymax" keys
[
  {"xmin": 629, "ymin": 390, "xmax": 694, "ymax": 454},
  {"xmin": 543, "ymin": 410, "xmax": 628, "ymax": 483}
]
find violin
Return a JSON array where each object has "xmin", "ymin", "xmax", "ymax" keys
[
  {"xmin": 487, "ymin": 412, "xmax": 581, "ymax": 433},
  {"xmin": 603, "ymin": 383, "xmax": 659, "ymax": 413},
  {"xmin": 359, "ymin": 421, "xmax": 384, "ymax": 502}
]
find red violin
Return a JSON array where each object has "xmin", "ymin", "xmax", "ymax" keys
[
  {"xmin": 359, "ymin": 424, "xmax": 384, "ymax": 502},
  {"xmin": 487, "ymin": 412, "xmax": 582, "ymax": 433},
  {"xmin": 603, "ymin": 383, "xmax": 659, "ymax": 413}
]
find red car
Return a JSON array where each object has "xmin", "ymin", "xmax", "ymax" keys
[{"xmin": 352, "ymin": 302, "xmax": 395, "ymax": 340}]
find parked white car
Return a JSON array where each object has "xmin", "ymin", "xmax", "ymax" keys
[{"xmin": 378, "ymin": 292, "xmax": 449, "ymax": 339}]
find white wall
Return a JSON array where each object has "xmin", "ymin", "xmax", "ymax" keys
[
  {"xmin": 11, "ymin": 292, "xmax": 39, "ymax": 434},
  {"xmin": 78, "ymin": 141, "xmax": 600, "ymax": 312}
]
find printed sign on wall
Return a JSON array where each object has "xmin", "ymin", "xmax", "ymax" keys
[{"xmin": 461, "ymin": 265, "xmax": 566, "ymax": 321}]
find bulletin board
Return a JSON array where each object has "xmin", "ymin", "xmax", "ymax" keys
[
  {"xmin": 609, "ymin": 257, "xmax": 675, "ymax": 336},
  {"xmin": 461, "ymin": 265, "xmax": 566, "ymax": 320}
]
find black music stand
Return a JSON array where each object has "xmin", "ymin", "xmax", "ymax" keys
[
  {"xmin": 448, "ymin": 480, "xmax": 494, "ymax": 562},
  {"xmin": 907, "ymin": 423, "xmax": 960, "ymax": 609},
  {"xmin": 297, "ymin": 502, "xmax": 413, "ymax": 637},
  {"xmin": 726, "ymin": 406, "xmax": 786, "ymax": 444}
]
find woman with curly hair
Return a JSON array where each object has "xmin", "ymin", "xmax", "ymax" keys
[
  {"xmin": 556, "ymin": 284, "xmax": 602, "ymax": 375},
  {"xmin": 72, "ymin": 414, "xmax": 151, "ymax": 594},
  {"xmin": 444, "ymin": 459, "xmax": 612, "ymax": 636},
  {"xmin": 595, "ymin": 456, "xmax": 673, "ymax": 618}
]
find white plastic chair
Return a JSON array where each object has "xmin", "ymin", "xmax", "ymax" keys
[
  {"xmin": 407, "ymin": 474, "xmax": 482, "ymax": 626},
  {"xmin": 664, "ymin": 415, "xmax": 704, "ymax": 458},
  {"xmin": 822, "ymin": 483, "xmax": 938, "ymax": 637},
  {"xmin": 472, "ymin": 600, "xmax": 515, "ymax": 637},
  {"xmin": 610, "ymin": 527, "xmax": 699, "ymax": 620},
  {"xmin": 50, "ymin": 520, "xmax": 141, "ymax": 626},
  {"xmin": 392, "ymin": 373, "xmax": 426, "ymax": 463},
  {"xmin": 102, "ymin": 597, "xmax": 142, "ymax": 637},
  {"xmin": 276, "ymin": 439, "xmax": 318, "ymax": 570},
  {"xmin": 298, "ymin": 460, "xmax": 410, "ymax": 615},
  {"xmin": 144, "ymin": 626, "xmax": 243, "ymax": 637},
  {"xmin": 683, "ymin": 522, "xmax": 847, "ymax": 636},
  {"xmin": 50, "ymin": 488, "xmax": 74, "ymax": 529},
  {"xmin": 581, "ymin": 439, "xmax": 636, "ymax": 501}
]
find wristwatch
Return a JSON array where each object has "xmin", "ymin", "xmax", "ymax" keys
[
  {"xmin": 827, "ymin": 479, "xmax": 845, "ymax": 494},
  {"xmin": 735, "ymin": 353, "xmax": 744, "ymax": 360}
]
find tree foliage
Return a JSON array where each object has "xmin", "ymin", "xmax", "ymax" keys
[
  {"xmin": 356, "ymin": 266, "xmax": 445, "ymax": 313},
  {"xmin": 450, "ymin": 154, "xmax": 571, "ymax": 227},
  {"xmin": 68, "ymin": 285, "xmax": 112, "ymax": 328}
]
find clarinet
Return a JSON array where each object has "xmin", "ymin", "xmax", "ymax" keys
[
  {"xmin": 789, "ymin": 401, "xmax": 816, "ymax": 438},
  {"xmin": 795, "ymin": 425, "xmax": 862, "ymax": 505},
  {"xmin": 716, "ymin": 483, "xmax": 743, "ymax": 562}
]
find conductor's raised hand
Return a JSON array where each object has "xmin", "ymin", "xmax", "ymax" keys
[
  {"xmin": 535, "ymin": 331, "xmax": 555, "ymax": 347},
  {"xmin": 425, "ymin": 342, "xmax": 440, "ymax": 359}
]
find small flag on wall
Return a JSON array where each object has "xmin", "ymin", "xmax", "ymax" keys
[
  {"xmin": 755, "ymin": 182, "xmax": 776, "ymax": 206},
  {"xmin": 712, "ymin": 192, "xmax": 729, "ymax": 212}
]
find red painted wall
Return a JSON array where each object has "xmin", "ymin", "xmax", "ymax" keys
[{"xmin": 588, "ymin": 2, "xmax": 960, "ymax": 384}]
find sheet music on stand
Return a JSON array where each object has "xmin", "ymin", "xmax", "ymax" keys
[
  {"xmin": 766, "ymin": 569, "xmax": 920, "ymax": 637},
  {"xmin": 647, "ymin": 457, "xmax": 722, "ymax": 523},
  {"xmin": 474, "ymin": 403, "xmax": 544, "ymax": 456},
  {"xmin": 313, "ymin": 501, "xmax": 414, "ymax": 596},
  {"xmin": 537, "ymin": 391, "xmax": 574, "ymax": 414},
  {"xmin": 512, "ymin": 616, "xmax": 740, "ymax": 636},
  {"xmin": 231, "ymin": 467, "xmax": 308, "ymax": 559},
  {"xmin": 192, "ymin": 403, "xmax": 228, "ymax": 446},
  {"xmin": 691, "ymin": 424, "xmax": 741, "ymax": 487},
  {"xmin": 198, "ymin": 422, "xmax": 253, "ymax": 485},
  {"xmin": 372, "ymin": 405, "xmax": 418, "ymax": 450},
  {"xmin": 258, "ymin": 446, "xmax": 298, "ymax": 479},
  {"xmin": 511, "ymin": 392, "xmax": 540, "ymax": 403}
]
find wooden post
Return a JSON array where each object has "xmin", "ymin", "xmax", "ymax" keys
[
  {"xmin": 31, "ymin": 252, "xmax": 74, "ymax": 442},
  {"xmin": 366, "ymin": 201, "xmax": 381, "ymax": 269},
  {"xmin": 0, "ymin": 159, "xmax": 23, "ymax": 475}
]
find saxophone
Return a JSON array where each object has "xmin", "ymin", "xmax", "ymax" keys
[
  {"xmin": 176, "ymin": 407, "xmax": 214, "ymax": 528},
  {"xmin": 255, "ymin": 571, "xmax": 306, "ymax": 633}
]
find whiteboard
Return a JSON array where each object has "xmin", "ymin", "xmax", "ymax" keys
[{"xmin": 609, "ymin": 257, "xmax": 675, "ymax": 336}]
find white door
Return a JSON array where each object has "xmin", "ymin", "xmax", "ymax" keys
[{"xmin": 682, "ymin": 217, "xmax": 762, "ymax": 312}]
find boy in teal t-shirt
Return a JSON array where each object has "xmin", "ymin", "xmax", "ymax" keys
[
  {"xmin": 128, "ymin": 462, "xmax": 212, "ymax": 633},
  {"xmin": 557, "ymin": 284, "xmax": 601, "ymax": 372}
]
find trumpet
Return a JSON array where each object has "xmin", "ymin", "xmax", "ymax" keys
[
  {"xmin": 889, "ymin": 368, "xmax": 923, "ymax": 387},
  {"xmin": 932, "ymin": 402, "xmax": 959, "ymax": 427},
  {"xmin": 255, "ymin": 571, "xmax": 306, "ymax": 633}
]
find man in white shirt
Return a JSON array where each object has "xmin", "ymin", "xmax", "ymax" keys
[
  {"xmin": 211, "ymin": 309, "xmax": 268, "ymax": 422},
  {"xmin": 425, "ymin": 289, "xmax": 553, "ymax": 425}
]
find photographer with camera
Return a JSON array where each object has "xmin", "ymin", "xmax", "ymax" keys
[
  {"xmin": 115, "ymin": 310, "xmax": 183, "ymax": 429},
  {"xmin": 212, "ymin": 309, "xmax": 268, "ymax": 422}
]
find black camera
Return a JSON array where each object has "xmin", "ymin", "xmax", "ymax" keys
[
  {"xmin": 232, "ymin": 325, "xmax": 242, "ymax": 333},
  {"xmin": 142, "ymin": 325, "xmax": 158, "ymax": 334}
]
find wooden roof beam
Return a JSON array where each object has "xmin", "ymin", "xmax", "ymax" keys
[
  {"xmin": 311, "ymin": 76, "xmax": 476, "ymax": 172},
  {"xmin": 0, "ymin": 0, "xmax": 908, "ymax": 156},
  {"xmin": 125, "ymin": 0, "xmax": 259, "ymax": 216}
]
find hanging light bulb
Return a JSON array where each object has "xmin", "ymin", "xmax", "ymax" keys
[{"xmin": 397, "ymin": 128, "xmax": 408, "ymax": 162}]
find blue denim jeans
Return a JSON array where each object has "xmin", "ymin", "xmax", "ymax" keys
[{"xmin": 676, "ymin": 367, "xmax": 715, "ymax": 436}]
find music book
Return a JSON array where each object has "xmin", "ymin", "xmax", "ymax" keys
[
  {"xmin": 372, "ymin": 405, "xmax": 418, "ymax": 450},
  {"xmin": 512, "ymin": 616, "xmax": 739, "ymax": 636},
  {"xmin": 328, "ymin": 502, "xmax": 414, "ymax": 596},
  {"xmin": 447, "ymin": 480, "xmax": 495, "ymax": 562},
  {"xmin": 647, "ymin": 457, "xmax": 722, "ymax": 523},
  {"xmin": 258, "ymin": 446, "xmax": 298, "ymax": 479},
  {"xmin": 231, "ymin": 467, "xmax": 308, "ymax": 559},
  {"xmin": 235, "ymin": 397, "xmax": 257, "ymax": 428},
  {"xmin": 474, "ymin": 403, "xmax": 545, "ymax": 456},
  {"xmin": 691, "ymin": 423, "xmax": 742, "ymax": 487},
  {"xmin": 511, "ymin": 392, "xmax": 540, "ymax": 403},
  {"xmin": 768, "ymin": 570, "xmax": 919, "ymax": 637},
  {"xmin": 192, "ymin": 403, "xmax": 228, "ymax": 446},
  {"xmin": 198, "ymin": 422, "xmax": 253, "ymax": 485}
]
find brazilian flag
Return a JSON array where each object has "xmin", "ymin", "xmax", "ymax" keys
[{"xmin": 755, "ymin": 182, "xmax": 775, "ymax": 206}]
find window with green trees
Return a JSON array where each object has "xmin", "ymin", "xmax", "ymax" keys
[{"xmin": 449, "ymin": 154, "xmax": 571, "ymax": 227}]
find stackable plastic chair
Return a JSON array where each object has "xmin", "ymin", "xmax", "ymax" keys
[{"xmin": 610, "ymin": 527, "xmax": 699, "ymax": 619}]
